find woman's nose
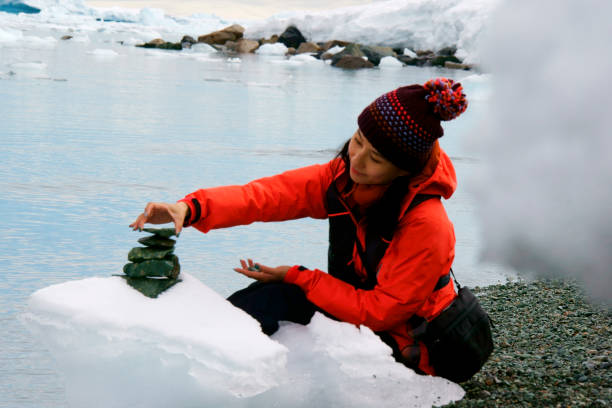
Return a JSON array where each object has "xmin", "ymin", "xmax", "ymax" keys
[{"xmin": 352, "ymin": 148, "xmax": 365, "ymax": 165}]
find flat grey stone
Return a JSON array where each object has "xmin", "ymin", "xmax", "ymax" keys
[
  {"xmin": 142, "ymin": 227, "xmax": 177, "ymax": 238},
  {"xmin": 138, "ymin": 235, "xmax": 176, "ymax": 248},
  {"xmin": 123, "ymin": 255, "xmax": 180, "ymax": 278},
  {"xmin": 128, "ymin": 246, "xmax": 174, "ymax": 262},
  {"xmin": 119, "ymin": 276, "xmax": 181, "ymax": 298}
]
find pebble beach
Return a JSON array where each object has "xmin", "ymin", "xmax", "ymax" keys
[{"xmin": 445, "ymin": 279, "xmax": 611, "ymax": 407}]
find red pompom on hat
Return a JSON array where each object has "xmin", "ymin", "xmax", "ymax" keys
[{"xmin": 357, "ymin": 77, "xmax": 467, "ymax": 172}]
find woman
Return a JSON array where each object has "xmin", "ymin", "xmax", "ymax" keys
[{"xmin": 130, "ymin": 78, "xmax": 468, "ymax": 376}]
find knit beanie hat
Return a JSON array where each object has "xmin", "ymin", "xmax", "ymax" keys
[{"xmin": 357, "ymin": 77, "xmax": 468, "ymax": 172}]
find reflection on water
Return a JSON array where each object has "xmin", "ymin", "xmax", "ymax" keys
[{"xmin": 0, "ymin": 39, "xmax": 514, "ymax": 407}]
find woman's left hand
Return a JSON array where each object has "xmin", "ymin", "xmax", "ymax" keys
[{"xmin": 233, "ymin": 259, "xmax": 291, "ymax": 283}]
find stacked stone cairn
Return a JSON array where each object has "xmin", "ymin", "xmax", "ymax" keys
[{"xmin": 119, "ymin": 227, "xmax": 181, "ymax": 298}]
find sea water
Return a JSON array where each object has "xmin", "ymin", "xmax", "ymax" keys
[{"xmin": 0, "ymin": 29, "xmax": 514, "ymax": 408}]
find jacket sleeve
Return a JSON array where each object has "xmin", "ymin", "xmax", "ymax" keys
[
  {"xmin": 283, "ymin": 199, "xmax": 455, "ymax": 332},
  {"xmin": 178, "ymin": 161, "xmax": 335, "ymax": 234}
]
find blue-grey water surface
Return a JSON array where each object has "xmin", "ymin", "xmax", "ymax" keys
[{"xmin": 1, "ymin": 39, "xmax": 514, "ymax": 407}]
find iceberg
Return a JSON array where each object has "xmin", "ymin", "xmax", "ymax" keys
[{"xmin": 24, "ymin": 273, "xmax": 465, "ymax": 407}]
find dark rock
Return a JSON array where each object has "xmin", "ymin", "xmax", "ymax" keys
[
  {"xmin": 137, "ymin": 39, "xmax": 182, "ymax": 50},
  {"xmin": 128, "ymin": 247, "xmax": 174, "ymax": 262},
  {"xmin": 416, "ymin": 50, "xmax": 434, "ymax": 57},
  {"xmin": 235, "ymin": 39, "xmax": 259, "ymax": 53},
  {"xmin": 296, "ymin": 41, "xmax": 321, "ymax": 54},
  {"xmin": 445, "ymin": 61, "xmax": 472, "ymax": 70},
  {"xmin": 278, "ymin": 25, "xmax": 306, "ymax": 49},
  {"xmin": 259, "ymin": 34, "xmax": 278, "ymax": 45},
  {"xmin": 321, "ymin": 40, "xmax": 349, "ymax": 51},
  {"xmin": 146, "ymin": 38, "xmax": 165, "ymax": 46},
  {"xmin": 224, "ymin": 40, "xmax": 237, "ymax": 51},
  {"xmin": 181, "ymin": 35, "xmax": 196, "ymax": 44},
  {"xmin": 61, "ymin": 35, "xmax": 73, "ymax": 40},
  {"xmin": 286, "ymin": 47, "xmax": 296, "ymax": 55},
  {"xmin": 429, "ymin": 55, "xmax": 461, "ymax": 67},
  {"xmin": 437, "ymin": 46, "xmax": 457, "ymax": 56},
  {"xmin": 333, "ymin": 55, "xmax": 374, "ymax": 69},
  {"xmin": 138, "ymin": 235, "xmax": 176, "ymax": 248},
  {"xmin": 360, "ymin": 45, "xmax": 397, "ymax": 66},
  {"xmin": 198, "ymin": 24, "xmax": 244, "ymax": 45},
  {"xmin": 397, "ymin": 55, "xmax": 430, "ymax": 66},
  {"xmin": 331, "ymin": 43, "xmax": 365, "ymax": 65},
  {"xmin": 156, "ymin": 42, "xmax": 182, "ymax": 50},
  {"xmin": 142, "ymin": 227, "xmax": 177, "ymax": 238},
  {"xmin": 181, "ymin": 35, "xmax": 196, "ymax": 49},
  {"xmin": 123, "ymin": 255, "xmax": 180, "ymax": 278},
  {"xmin": 120, "ymin": 276, "xmax": 181, "ymax": 298}
]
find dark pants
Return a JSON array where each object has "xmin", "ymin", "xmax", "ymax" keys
[
  {"xmin": 227, "ymin": 281, "xmax": 317, "ymax": 335},
  {"xmin": 227, "ymin": 281, "xmax": 417, "ymax": 370}
]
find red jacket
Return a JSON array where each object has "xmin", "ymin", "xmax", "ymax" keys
[{"xmin": 180, "ymin": 141, "xmax": 458, "ymax": 375}]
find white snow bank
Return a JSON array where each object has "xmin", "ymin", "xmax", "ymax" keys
[
  {"xmin": 245, "ymin": 0, "xmax": 501, "ymax": 64},
  {"xmin": 24, "ymin": 273, "xmax": 465, "ymax": 407}
]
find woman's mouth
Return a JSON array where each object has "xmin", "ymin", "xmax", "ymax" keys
[{"xmin": 350, "ymin": 167, "xmax": 363, "ymax": 176}]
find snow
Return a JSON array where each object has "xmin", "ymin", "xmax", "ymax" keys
[
  {"xmin": 87, "ymin": 47, "xmax": 118, "ymax": 57},
  {"xmin": 23, "ymin": 273, "xmax": 465, "ymax": 407},
  {"xmin": 326, "ymin": 45, "xmax": 345, "ymax": 55},
  {"xmin": 379, "ymin": 55, "xmax": 403, "ymax": 68},
  {"xmin": 255, "ymin": 42, "xmax": 288, "ymax": 55},
  {"xmin": 403, "ymin": 48, "xmax": 417, "ymax": 58},
  {"xmin": 1, "ymin": 0, "xmax": 500, "ymax": 63}
]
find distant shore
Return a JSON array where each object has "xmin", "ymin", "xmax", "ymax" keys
[{"xmin": 444, "ymin": 279, "xmax": 611, "ymax": 407}]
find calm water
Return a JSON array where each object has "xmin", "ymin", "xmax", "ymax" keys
[{"xmin": 1, "ymin": 39, "xmax": 513, "ymax": 406}]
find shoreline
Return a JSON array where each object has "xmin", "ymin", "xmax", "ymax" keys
[{"xmin": 444, "ymin": 279, "xmax": 611, "ymax": 407}]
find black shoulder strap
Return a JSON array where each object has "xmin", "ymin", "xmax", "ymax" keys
[{"xmin": 359, "ymin": 194, "xmax": 441, "ymax": 282}]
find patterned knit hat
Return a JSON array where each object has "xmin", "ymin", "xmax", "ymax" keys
[{"xmin": 357, "ymin": 78, "xmax": 468, "ymax": 172}]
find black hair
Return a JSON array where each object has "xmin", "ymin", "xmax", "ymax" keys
[{"xmin": 335, "ymin": 138, "xmax": 412, "ymax": 239}]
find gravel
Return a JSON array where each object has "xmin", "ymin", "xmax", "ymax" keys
[{"xmin": 443, "ymin": 279, "xmax": 611, "ymax": 407}]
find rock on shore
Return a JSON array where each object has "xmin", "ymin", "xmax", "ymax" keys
[
  {"xmin": 445, "ymin": 279, "xmax": 611, "ymax": 407},
  {"xmin": 135, "ymin": 24, "xmax": 473, "ymax": 71}
]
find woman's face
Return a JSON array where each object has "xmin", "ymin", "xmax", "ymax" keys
[{"xmin": 347, "ymin": 130, "xmax": 409, "ymax": 185}]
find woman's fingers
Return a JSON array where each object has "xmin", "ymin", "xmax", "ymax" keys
[
  {"xmin": 129, "ymin": 202, "xmax": 178, "ymax": 231},
  {"xmin": 233, "ymin": 260, "xmax": 289, "ymax": 283}
]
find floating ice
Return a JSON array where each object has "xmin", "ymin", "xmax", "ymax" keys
[
  {"xmin": 255, "ymin": 42, "xmax": 288, "ymax": 55},
  {"xmin": 378, "ymin": 56, "xmax": 403, "ymax": 68},
  {"xmin": 24, "ymin": 273, "xmax": 465, "ymax": 407},
  {"xmin": 403, "ymin": 48, "xmax": 417, "ymax": 58},
  {"xmin": 326, "ymin": 45, "xmax": 345, "ymax": 55},
  {"xmin": 188, "ymin": 42, "xmax": 217, "ymax": 54}
]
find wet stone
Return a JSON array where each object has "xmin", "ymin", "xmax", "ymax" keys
[
  {"xmin": 120, "ymin": 276, "xmax": 181, "ymax": 298},
  {"xmin": 123, "ymin": 255, "xmax": 180, "ymax": 278},
  {"xmin": 128, "ymin": 246, "xmax": 174, "ymax": 262},
  {"xmin": 138, "ymin": 235, "xmax": 176, "ymax": 248},
  {"xmin": 142, "ymin": 227, "xmax": 177, "ymax": 238}
]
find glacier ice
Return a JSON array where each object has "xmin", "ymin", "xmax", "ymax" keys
[{"xmin": 24, "ymin": 273, "xmax": 464, "ymax": 407}]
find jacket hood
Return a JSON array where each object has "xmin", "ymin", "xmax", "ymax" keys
[{"xmin": 401, "ymin": 141, "xmax": 457, "ymax": 213}]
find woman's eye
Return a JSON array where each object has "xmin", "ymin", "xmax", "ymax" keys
[{"xmin": 370, "ymin": 156, "xmax": 381, "ymax": 164}]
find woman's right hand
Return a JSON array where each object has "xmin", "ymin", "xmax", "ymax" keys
[{"xmin": 129, "ymin": 201, "xmax": 189, "ymax": 236}]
